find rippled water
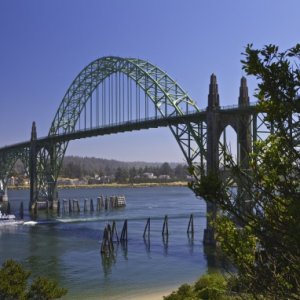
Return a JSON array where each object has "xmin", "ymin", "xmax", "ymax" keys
[{"xmin": 0, "ymin": 186, "xmax": 209, "ymax": 299}]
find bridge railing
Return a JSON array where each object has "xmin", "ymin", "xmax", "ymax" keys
[{"xmin": 220, "ymin": 101, "xmax": 258, "ymax": 110}]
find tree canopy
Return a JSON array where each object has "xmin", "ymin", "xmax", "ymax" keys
[{"xmin": 189, "ymin": 44, "xmax": 300, "ymax": 299}]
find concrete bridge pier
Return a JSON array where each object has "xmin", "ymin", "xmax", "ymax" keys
[
  {"xmin": 29, "ymin": 121, "xmax": 37, "ymax": 210},
  {"xmin": 203, "ymin": 74, "xmax": 220, "ymax": 246},
  {"xmin": 203, "ymin": 75, "xmax": 252, "ymax": 245},
  {"xmin": 48, "ymin": 143, "xmax": 59, "ymax": 206}
]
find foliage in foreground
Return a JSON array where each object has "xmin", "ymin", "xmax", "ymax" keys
[
  {"xmin": 0, "ymin": 259, "xmax": 67, "ymax": 300},
  {"xmin": 164, "ymin": 273, "xmax": 255, "ymax": 300},
  {"xmin": 189, "ymin": 44, "xmax": 300, "ymax": 299}
]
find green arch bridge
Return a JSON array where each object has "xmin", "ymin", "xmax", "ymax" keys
[{"xmin": 0, "ymin": 56, "xmax": 269, "ymax": 244}]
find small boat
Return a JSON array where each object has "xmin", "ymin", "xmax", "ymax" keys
[{"xmin": 0, "ymin": 211, "xmax": 23, "ymax": 226}]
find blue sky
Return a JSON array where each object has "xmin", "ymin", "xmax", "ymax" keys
[{"xmin": 0, "ymin": 0, "xmax": 299, "ymax": 162}]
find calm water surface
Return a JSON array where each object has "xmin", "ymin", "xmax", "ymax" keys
[{"xmin": 0, "ymin": 186, "xmax": 210, "ymax": 299}]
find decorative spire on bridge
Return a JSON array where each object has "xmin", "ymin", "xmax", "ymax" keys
[
  {"xmin": 31, "ymin": 121, "xmax": 37, "ymax": 141},
  {"xmin": 238, "ymin": 76, "xmax": 249, "ymax": 106},
  {"xmin": 207, "ymin": 73, "xmax": 220, "ymax": 110},
  {"xmin": 30, "ymin": 121, "xmax": 37, "ymax": 210}
]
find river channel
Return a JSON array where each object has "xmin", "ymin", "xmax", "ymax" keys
[{"xmin": 0, "ymin": 186, "xmax": 211, "ymax": 299}]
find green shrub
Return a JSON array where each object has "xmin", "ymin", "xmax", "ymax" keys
[{"xmin": 0, "ymin": 259, "xmax": 67, "ymax": 300}]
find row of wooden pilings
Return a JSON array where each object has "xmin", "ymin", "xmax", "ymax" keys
[
  {"xmin": 27, "ymin": 195, "xmax": 125, "ymax": 214},
  {"xmin": 4, "ymin": 196, "xmax": 125, "ymax": 219},
  {"xmin": 101, "ymin": 214, "xmax": 195, "ymax": 255},
  {"xmin": 61, "ymin": 195, "xmax": 126, "ymax": 214}
]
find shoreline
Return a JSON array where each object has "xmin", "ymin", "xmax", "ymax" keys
[
  {"xmin": 8, "ymin": 181, "xmax": 189, "ymax": 191},
  {"xmin": 128, "ymin": 288, "xmax": 174, "ymax": 300},
  {"xmin": 65, "ymin": 285, "xmax": 179, "ymax": 300}
]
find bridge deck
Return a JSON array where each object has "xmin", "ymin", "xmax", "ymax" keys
[{"xmin": 0, "ymin": 104, "xmax": 257, "ymax": 152}]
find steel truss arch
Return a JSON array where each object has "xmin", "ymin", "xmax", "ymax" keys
[
  {"xmin": 0, "ymin": 147, "xmax": 29, "ymax": 196},
  {"xmin": 36, "ymin": 56, "xmax": 207, "ymax": 201}
]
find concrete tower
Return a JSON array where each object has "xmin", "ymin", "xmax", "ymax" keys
[
  {"xmin": 207, "ymin": 73, "xmax": 220, "ymax": 110},
  {"xmin": 204, "ymin": 74, "xmax": 220, "ymax": 245},
  {"xmin": 206, "ymin": 73, "xmax": 220, "ymax": 172},
  {"xmin": 238, "ymin": 76, "xmax": 249, "ymax": 107},
  {"xmin": 29, "ymin": 121, "xmax": 37, "ymax": 210}
]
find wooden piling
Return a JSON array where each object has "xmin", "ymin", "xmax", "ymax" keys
[
  {"xmin": 33, "ymin": 202, "xmax": 37, "ymax": 215},
  {"xmin": 162, "ymin": 215, "xmax": 169, "ymax": 236},
  {"xmin": 96, "ymin": 197, "xmax": 101, "ymax": 211},
  {"xmin": 120, "ymin": 219, "xmax": 128, "ymax": 241},
  {"xmin": 6, "ymin": 202, "xmax": 11, "ymax": 214},
  {"xmin": 62, "ymin": 199, "xmax": 66, "ymax": 213},
  {"xmin": 110, "ymin": 196, "xmax": 115, "ymax": 208},
  {"xmin": 62, "ymin": 199, "xmax": 67, "ymax": 213},
  {"xmin": 162, "ymin": 234, "xmax": 169, "ymax": 254},
  {"xmin": 107, "ymin": 224, "xmax": 114, "ymax": 251},
  {"xmin": 111, "ymin": 221, "xmax": 119, "ymax": 243},
  {"xmin": 68, "ymin": 199, "xmax": 72, "ymax": 213},
  {"xmin": 105, "ymin": 197, "xmax": 108, "ymax": 210},
  {"xmin": 84, "ymin": 199, "xmax": 88, "ymax": 212},
  {"xmin": 72, "ymin": 199, "xmax": 80, "ymax": 212},
  {"xmin": 143, "ymin": 217, "xmax": 151, "ymax": 238},
  {"xmin": 101, "ymin": 225, "xmax": 114, "ymax": 254},
  {"xmin": 19, "ymin": 201, "xmax": 24, "ymax": 219},
  {"xmin": 187, "ymin": 214, "xmax": 194, "ymax": 234},
  {"xmin": 90, "ymin": 198, "xmax": 94, "ymax": 212},
  {"xmin": 57, "ymin": 200, "xmax": 60, "ymax": 214}
]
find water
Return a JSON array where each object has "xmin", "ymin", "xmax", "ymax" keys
[{"xmin": 0, "ymin": 186, "xmax": 209, "ymax": 299}]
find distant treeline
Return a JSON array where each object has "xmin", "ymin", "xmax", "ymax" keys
[
  {"xmin": 12, "ymin": 156, "xmax": 189, "ymax": 183},
  {"xmin": 60, "ymin": 156, "xmax": 189, "ymax": 182}
]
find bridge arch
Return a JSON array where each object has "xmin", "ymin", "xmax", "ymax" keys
[
  {"xmin": 35, "ymin": 57, "xmax": 207, "ymax": 201},
  {"xmin": 50, "ymin": 57, "xmax": 200, "ymax": 135}
]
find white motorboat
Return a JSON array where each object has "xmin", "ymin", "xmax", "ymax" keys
[{"xmin": 0, "ymin": 211, "xmax": 23, "ymax": 226}]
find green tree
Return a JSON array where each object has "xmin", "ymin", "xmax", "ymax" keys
[
  {"xmin": 174, "ymin": 164, "xmax": 188, "ymax": 180},
  {"xmin": 27, "ymin": 276, "xmax": 67, "ymax": 300},
  {"xmin": 128, "ymin": 167, "xmax": 137, "ymax": 182},
  {"xmin": 114, "ymin": 167, "xmax": 128, "ymax": 183},
  {"xmin": 164, "ymin": 273, "xmax": 232, "ymax": 300},
  {"xmin": 194, "ymin": 273, "xmax": 227, "ymax": 299},
  {"xmin": 190, "ymin": 44, "xmax": 300, "ymax": 299},
  {"xmin": 0, "ymin": 260, "xmax": 67, "ymax": 300},
  {"xmin": 0, "ymin": 260, "xmax": 30, "ymax": 300},
  {"xmin": 159, "ymin": 162, "xmax": 173, "ymax": 176}
]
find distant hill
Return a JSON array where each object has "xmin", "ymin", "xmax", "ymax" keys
[
  {"xmin": 60, "ymin": 156, "xmax": 186, "ymax": 178},
  {"xmin": 63, "ymin": 155, "xmax": 183, "ymax": 169}
]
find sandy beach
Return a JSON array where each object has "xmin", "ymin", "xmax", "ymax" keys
[{"xmin": 124, "ymin": 287, "xmax": 175, "ymax": 300}]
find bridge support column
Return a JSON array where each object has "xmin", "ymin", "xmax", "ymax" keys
[
  {"xmin": 29, "ymin": 122, "xmax": 37, "ymax": 210},
  {"xmin": 47, "ymin": 143, "xmax": 58, "ymax": 209},
  {"xmin": 204, "ymin": 74, "xmax": 220, "ymax": 246}
]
